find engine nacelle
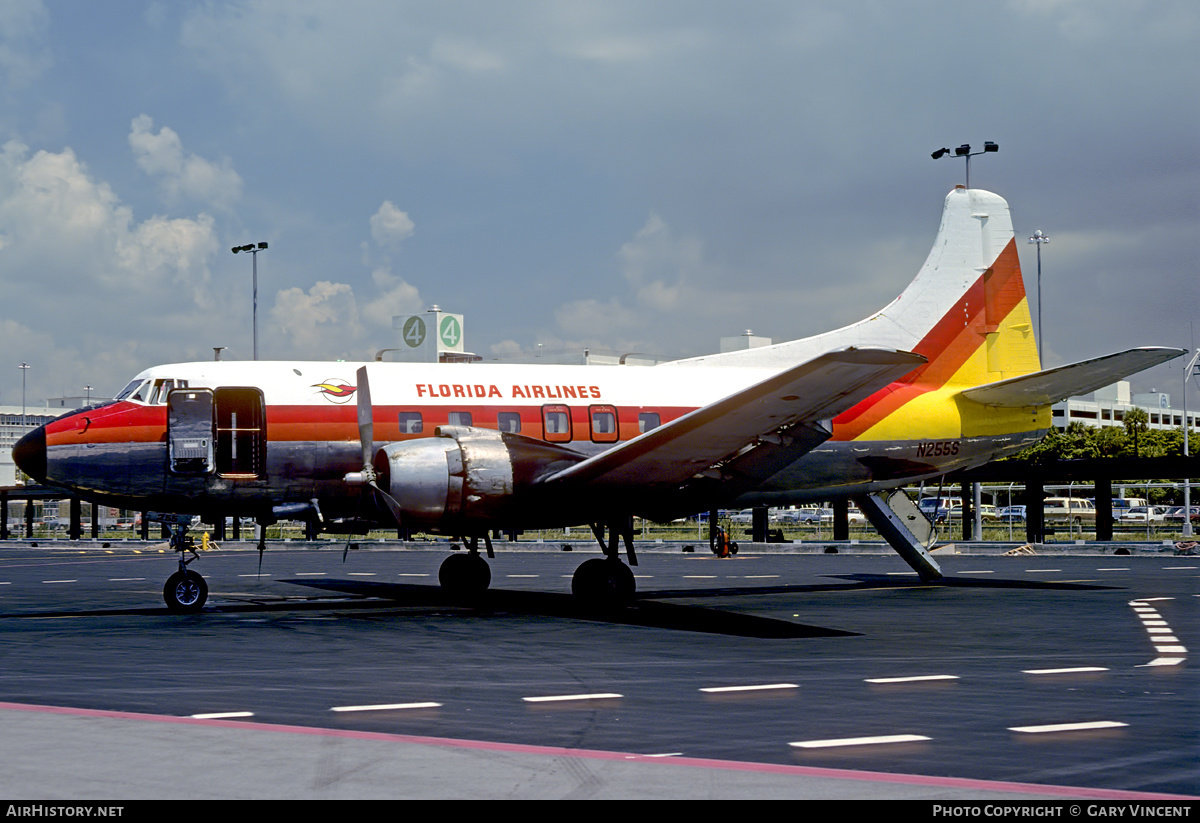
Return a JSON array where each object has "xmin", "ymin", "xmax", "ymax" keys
[{"xmin": 374, "ymin": 426, "xmax": 583, "ymax": 531}]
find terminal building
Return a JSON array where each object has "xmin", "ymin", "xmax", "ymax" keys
[
  {"xmin": 1, "ymin": 405, "xmax": 60, "ymax": 486},
  {"xmin": 1051, "ymin": 381, "xmax": 1198, "ymax": 432}
]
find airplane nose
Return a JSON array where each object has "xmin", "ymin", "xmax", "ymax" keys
[{"xmin": 12, "ymin": 426, "xmax": 47, "ymax": 484}]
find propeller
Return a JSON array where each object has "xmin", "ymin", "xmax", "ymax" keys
[{"xmin": 343, "ymin": 366, "xmax": 404, "ymax": 542}]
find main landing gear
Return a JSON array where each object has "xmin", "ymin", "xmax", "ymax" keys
[
  {"xmin": 572, "ymin": 520, "xmax": 637, "ymax": 608},
  {"xmin": 152, "ymin": 512, "xmax": 209, "ymax": 613},
  {"xmin": 435, "ymin": 521, "xmax": 638, "ymax": 608},
  {"xmin": 438, "ymin": 534, "xmax": 494, "ymax": 598}
]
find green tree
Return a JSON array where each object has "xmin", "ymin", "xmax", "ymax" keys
[{"xmin": 1123, "ymin": 408, "xmax": 1149, "ymax": 456}]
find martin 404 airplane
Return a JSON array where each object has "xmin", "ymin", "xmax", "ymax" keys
[{"xmin": 13, "ymin": 186, "xmax": 1181, "ymax": 612}]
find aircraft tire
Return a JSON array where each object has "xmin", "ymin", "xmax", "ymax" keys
[
  {"xmin": 438, "ymin": 552, "xmax": 491, "ymax": 597},
  {"xmin": 164, "ymin": 570, "xmax": 208, "ymax": 613},
  {"xmin": 571, "ymin": 558, "xmax": 635, "ymax": 608}
]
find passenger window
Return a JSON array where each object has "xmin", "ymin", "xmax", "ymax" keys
[
  {"xmin": 398, "ymin": 412, "xmax": 423, "ymax": 434},
  {"xmin": 590, "ymin": 405, "xmax": 618, "ymax": 443},
  {"xmin": 542, "ymin": 405, "xmax": 572, "ymax": 443},
  {"xmin": 638, "ymin": 412, "xmax": 661, "ymax": 433},
  {"xmin": 447, "ymin": 411, "xmax": 473, "ymax": 427},
  {"xmin": 497, "ymin": 411, "xmax": 521, "ymax": 433}
]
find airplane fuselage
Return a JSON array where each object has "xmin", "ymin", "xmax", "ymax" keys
[{"xmin": 18, "ymin": 357, "xmax": 1047, "ymax": 530}]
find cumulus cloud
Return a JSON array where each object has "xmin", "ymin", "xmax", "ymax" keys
[
  {"xmin": 269, "ymin": 281, "xmax": 363, "ymax": 358},
  {"xmin": 369, "ymin": 200, "xmax": 415, "ymax": 248},
  {"xmin": 129, "ymin": 114, "xmax": 242, "ymax": 210},
  {"xmin": 0, "ymin": 138, "xmax": 226, "ymax": 398}
]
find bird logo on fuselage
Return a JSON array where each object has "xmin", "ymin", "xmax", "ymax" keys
[{"xmin": 313, "ymin": 379, "xmax": 357, "ymax": 403}]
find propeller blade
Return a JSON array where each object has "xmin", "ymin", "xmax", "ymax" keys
[
  {"xmin": 370, "ymin": 480, "xmax": 405, "ymax": 526},
  {"xmin": 356, "ymin": 365, "xmax": 374, "ymax": 472},
  {"xmin": 352, "ymin": 365, "xmax": 404, "ymax": 530}
]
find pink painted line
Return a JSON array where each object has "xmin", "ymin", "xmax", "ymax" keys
[{"xmin": 1, "ymin": 701, "xmax": 1193, "ymax": 800}]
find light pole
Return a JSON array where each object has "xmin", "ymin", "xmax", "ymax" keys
[
  {"xmin": 18, "ymin": 362, "xmax": 29, "ymax": 430},
  {"xmin": 84, "ymin": 385, "xmax": 93, "ymax": 406},
  {"xmin": 1029, "ymin": 230, "xmax": 1050, "ymax": 367},
  {"xmin": 232, "ymin": 242, "xmax": 268, "ymax": 360},
  {"xmin": 1183, "ymin": 348, "xmax": 1200, "ymax": 538},
  {"xmin": 932, "ymin": 142, "xmax": 999, "ymax": 189}
]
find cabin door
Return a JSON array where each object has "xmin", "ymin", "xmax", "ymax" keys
[{"xmin": 167, "ymin": 388, "xmax": 215, "ymax": 475}]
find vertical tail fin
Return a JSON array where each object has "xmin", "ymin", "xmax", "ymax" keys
[
  {"xmin": 878, "ymin": 186, "xmax": 1040, "ymax": 389},
  {"xmin": 666, "ymin": 186, "xmax": 1041, "ymax": 385}
]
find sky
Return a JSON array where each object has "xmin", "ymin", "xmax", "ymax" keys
[{"xmin": 1, "ymin": 0, "xmax": 1197, "ymax": 409}]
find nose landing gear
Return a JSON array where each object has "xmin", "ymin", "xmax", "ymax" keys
[{"xmin": 150, "ymin": 512, "xmax": 210, "ymax": 613}]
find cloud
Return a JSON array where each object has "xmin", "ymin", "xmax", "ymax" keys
[
  {"xmin": 128, "ymin": 114, "xmax": 242, "ymax": 210},
  {"xmin": 369, "ymin": 201, "xmax": 415, "ymax": 248},
  {"xmin": 269, "ymin": 280, "xmax": 363, "ymax": 358},
  {"xmin": 362, "ymin": 267, "xmax": 423, "ymax": 328},
  {"xmin": 0, "ymin": 138, "xmax": 226, "ymax": 398}
]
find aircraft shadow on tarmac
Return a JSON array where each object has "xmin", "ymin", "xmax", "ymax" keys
[
  {"xmin": 279, "ymin": 579, "xmax": 853, "ymax": 639},
  {"xmin": 0, "ymin": 574, "xmax": 1116, "ymax": 640},
  {"xmin": 275, "ymin": 572, "xmax": 1116, "ymax": 639}
]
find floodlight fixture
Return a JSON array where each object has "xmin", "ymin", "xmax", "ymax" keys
[
  {"xmin": 931, "ymin": 141, "xmax": 999, "ymax": 188},
  {"xmin": 232, "ymin": 242, "xmax": 269, "ymax": 360}
]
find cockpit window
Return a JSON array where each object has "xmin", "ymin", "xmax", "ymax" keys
[
  {"xmin": 119, "ymin": 378, "xmax": 189, "ymax": 404},
  {"xmin": 149, "ymin": 379, "xmax": 186, "ymax": 405},
  {"xmin": 116, "ymin": 380, "xmax": 143, "ymax": 401}
]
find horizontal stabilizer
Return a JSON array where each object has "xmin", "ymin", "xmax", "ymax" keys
[
  {"xmin": 541, "ymin": 347, "xmax": 926, "ymax": 490},
  {"xmin": 959, "ymin": 347, "xmax": 1185, "ymax": 408}
]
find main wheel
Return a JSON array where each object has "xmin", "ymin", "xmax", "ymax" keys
[
  {"xmin": 571, "ymin": 558, "xmax": 635, "ymax": 608},
  {"xmin": 164, "ymin": 570, "xmax": 208, "ymax": 613},
  {"xmin": 439, "ymin": 552, "xmax": 492, "ymax": 598}
]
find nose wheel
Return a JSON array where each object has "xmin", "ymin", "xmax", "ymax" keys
[
  {"xmin": 151, "ymin": 512, "xmax": 210, "ymax": 613},
  {"xmin": 164, "ymin": 569, "xmax": 208, "ymax": 613}
]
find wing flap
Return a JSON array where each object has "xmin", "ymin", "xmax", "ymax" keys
[
  {"xmin": 541, "ymin": 347, "xmax": 925, "ymax": 491},
  {"xmin": 960, "ymin": 347, "xmax": 1184, "ymax": 408}
]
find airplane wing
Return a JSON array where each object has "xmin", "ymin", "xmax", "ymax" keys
[
  {"xmin": 959, "ymin": 347, "xmax": 1184, "ymax": 408},
  {"xmin": 538, "ymin": 348, "xmax": 926, "ymax": 497}
]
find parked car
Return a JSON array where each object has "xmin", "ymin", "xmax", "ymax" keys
[
  {"xmin": 1165, "ymin": 506, "xmax": 1200, "ymax": 526},
  {"xmin": 998, "ymin": 505, "xmax": 1026, "ymax": 523},
  {"xmin": 779, "ymin": 507, "xmax": 833, "ymax": 524},
  {"xmin": 1120, "ymin": 506, "xmax": 1167, "ymax": 523},
  {"xmin": 1043, "ymin": 497, "xmax": 1096, "ymax": 525}
]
